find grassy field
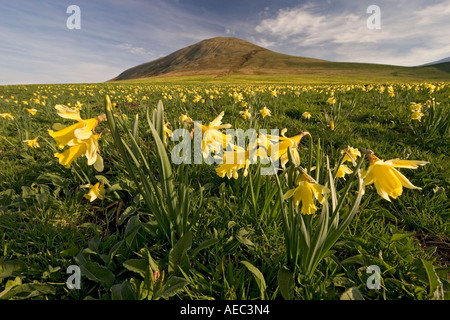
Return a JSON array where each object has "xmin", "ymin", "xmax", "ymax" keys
[{"xmin": 0, "ymin": 77, "xmax": 449, "ymax": 300}]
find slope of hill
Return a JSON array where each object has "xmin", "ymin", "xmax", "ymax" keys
[
  {"xmin": 111, "ymin": 37, "xmax": 450, "ymax": 81},
  {"xmin": 420, "ymin": 56, "xmax": 450, "ymax": 66}
]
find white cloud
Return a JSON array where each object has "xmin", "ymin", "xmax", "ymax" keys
[
  {"xmin": 253, "ymin": 1, "xmax": 450, "ymax": 66},
  {"xmin": 117, "ymin": 43, "xmax": 155, "ymax": 57}
]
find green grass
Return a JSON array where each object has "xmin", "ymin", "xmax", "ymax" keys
[{"xmin": 0, "ymin": 79, "xmax": 449, "ymax": 300}]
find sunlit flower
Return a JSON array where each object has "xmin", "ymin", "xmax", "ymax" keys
[
  {"xmin": 195, "ymin": 111, "xmax": 233, "ymax": 158},
  {"xmin": 24, "ymin": 137, "xmax": 40, "ymax": 148},
  {"xmin": 179, "ymin": 114, "xmax": 193, "ymax": 124},
  {"xmin": 26, "ymin": 108, "xmax": 38, "ymax": 115},
  {"xmin": 283, "ymin": 172, "xmax": 330, "ymax": 215},
  {"xmin": 84, "ymin": 182, "xmax": 106, "ymax": 202},
  {"xmin": 260, "ymin": 106, "xmax": 271, "ymax": 118},
  {"xmin": 164, "ymin": 122, "xmax": 173, "ymax": 142},
  {"xmin": 410, "ymin": 102, "xmax": 422, "ymax": 112},
  {"xmin": 267, "ymin": 129, "xmax": 310, "ymax": 168},
  {"xmin": 49, "ymin": 117, "xmax": 100, "ymax": 149},
  {"xmin": 411, "ymin": 110, "xmax": 424, "ymax": 121},
  {"xmin": 330, "ymin": 120, "xmax": 335, "ymax": 131},
  {"xmin": 388, "ymin": 86, "xmax": 395, "ymax": 97},
  {"xmin": 341, "ymin": 146, "xmax": 361, "ymax": 163},
  {"xmin": 75, "ymin": 101, "xmax": 83, "ymax": 109},
  {"xmin": 302, "ymin": 112, "xmax": 311, "ymax": 119},
  {"xmin": 49, "ymin": 105, "xmax": 105, "ymax": 171},
  {"xmin": 336, "ymin": 164, "xmax": 353, "ymax": 179},
  {"xmin": 270, "ymin": 90, "xmax": 278, "ymax": 97},
  {"xmin": 233, "ymin": 92, "xmax": 243, "ymax": 103},
  {"xmin": 54, "ymin": 133, "xmax": 103, "ymax": 171},
  {"xmin": 362, "ymin": 150, "xmax": 428, "ymax": 201},
  {"xmin": 0, "ymin": 113, "xmax": 14, "ymax": 120},
  {"xmin": 327, "ymin": 96, "xmax": 336, "ymax": 104},
  {"xmin": 239, "ymin": 109, "xmax": 251, "ymax": 120},
  {"xmin": 215, "ymin": 146, "xmax": 252, "ymax": 179}
]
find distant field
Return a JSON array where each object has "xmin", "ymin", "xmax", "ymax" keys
[
  {"xmin": 0, "ymin": 79, "xmax": 449, "ymax": 300},
  {"xmin": 115, "ymin": 72, "xmax": 450, "ymax": 85}
]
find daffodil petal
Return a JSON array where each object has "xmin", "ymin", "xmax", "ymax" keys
[
  {"xmin": 391, "ymin": 168, "xmax": 421, "ymax": 190},
  {"xmin": 388, "ymin": 159, "xmax": 429, "ymax": 169}
]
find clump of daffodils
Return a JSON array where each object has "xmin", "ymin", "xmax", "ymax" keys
[{"xmin": 410, "ymin": 102, "xmax": 424, "ymax": 121}]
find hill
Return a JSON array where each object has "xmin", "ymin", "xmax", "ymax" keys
[
  {"xmin": 111, "ymin": 37, "xmax": 450, "ymax": 81},
  {"xmin": 420, "ymin": 56, "xmax": 450, "ymax": 66}
]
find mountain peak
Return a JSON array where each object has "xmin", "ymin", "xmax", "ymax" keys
[
  {"xmin": 111, "ymin": 37, "xmax": 450, "ymax": 81},
  {"xmin": 112, "ymin": 37, "xmax": 313, "ymax": 80}
]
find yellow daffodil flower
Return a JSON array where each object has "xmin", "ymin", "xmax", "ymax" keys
[
  {"xmin": 327, "ymin": 97, "xmax": 336, "ymax": 104},
  {"xmin": 283, "ymin": 172, "xmax": 330, "ymax": 215},
  {"xmin": 84, "ymin": 182, "xmax": 106, "ymax": 202},
  {"xmin": 336, "ymin": 164, "xmax": 353, "ymax": 179},
  {"xmin": 179, "ymin": 114, "xmax": 193, "ymax": 124},
  {"xmin": 54, "ymin": 134, "xmax": 104, "ymax": 171},
  {"xmin": 26, "ymin": 108, "xmax": 38, "ymax": 115},
  {"xmin": 260, "ymin": 106, "xmax": 271, "ymax": 118},
  {"xmin": 195, "ymin": 111, "xmax": 233, "ymax": 157},
  {"xmin": 411, "ymin": 110, "xmax": 424, "ymax": 121},
  {"xmin": 362, "ymin": 150, "xmax": 428, "ymax": 201},
  {"xmin": 215, "ymin": 147, "xmax": 252, "ymax": 180},
  {"xmin": 410, "ymin": 102, "xmax": 422, "ymax": 112},
  {"xmin": 341, "ymin": 146, "xmax": 361, "ymax": 163},
  {"xmin": 49, "ymin": 117, "xmax": 100, "ymax": 149},
  {"xmin": 164, "ymin": 122, "xmax": 173, "ymax": 142},
  {"xmin": 239, "ymin": 109, "xmax": 251, "ymax": 120},
  {"xmin": 302, "ymin": 112, "xmax": 311, "ymax": 119},
  {"xmin": 24, "ymin": 137, "xmax": 40, "ymax": 148},
  {"xmin": 0, "ymin": 113, "xmax": 14, "ymax": 120},
  {"xmin": 267, "ymin": 129, "xmax": 310, "ymax": 168}
]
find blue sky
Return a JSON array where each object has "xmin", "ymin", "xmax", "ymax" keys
[{"xmin": 0, "ymin": 0, "xmax": 449, "ymax": 84}]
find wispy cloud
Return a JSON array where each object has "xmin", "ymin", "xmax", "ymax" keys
[{"xmin": 253, "ymin": 1, "xmax": 450, "ymax": 65}]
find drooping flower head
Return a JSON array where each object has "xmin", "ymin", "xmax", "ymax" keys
[
  {"xmin": 336, "ymin": 164, "xmax": 353, "ymax": 179},
  {"xmin": 283, "ymin": 171, "xmax": 330, "ymax": 215},
  {"xmin": 341, "ymin": 146, "xmax": 361, "ymax": 164},
  {"xmin": 0, "ymin": 113, "xmax": 14, "ymax": 120},
  {"xmin": 84, "ymin": 182, "xmax": 106, "ymax": 202},
  {"xmin": 266, "ymin": 129, "xmax": 310, "ymax": 168},
  {"xmin": 26, "ymin": 108, "xmax": 38, "ymax": 116},
  {"xmin": 49, "ymin": 104, "xmax": 105, "ymax": 171},
  {"xmin": 362, "ymin": 150, "xmax": 428, "ymax": 201},
  {"xmin": 195, "ymin": 111, "xmax": 233, "ymax": 158},
  {"xmin": 260, "ymin": 106, "xmax": 271, "ymax": 118},
  {"xmin": 239, "ymin": 109, "xmax": 251, "ymax": 120},
  {"xmin": 24, "ymin": 137, "xmax": 40, "ymax": 148}
]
